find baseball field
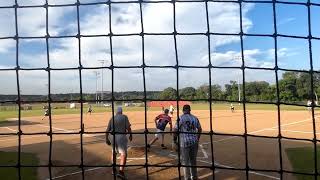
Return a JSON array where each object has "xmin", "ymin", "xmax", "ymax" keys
[{"xmin": 0, "ymin": 103, "xmax": 318, "ymax": 180}]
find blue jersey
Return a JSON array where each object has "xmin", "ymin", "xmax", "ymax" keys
[{"xmin": 175, "ymin": 113, "xmax": 201, "ymax": 147}]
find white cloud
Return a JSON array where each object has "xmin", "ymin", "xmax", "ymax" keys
[
  {"xmin": 0, "ymin": 39, "xmax": 15, "ymax": 53},
  {"xmin": 1, "ymin": 2, "xmax": 281, "ymax": 95},
  {"xmin": 278, "ymin": 17, "xmax": 296, "ymax": 26},
  {"xmin": 267, "ymin": 48, "xmax": 298, "ymax": 59}
]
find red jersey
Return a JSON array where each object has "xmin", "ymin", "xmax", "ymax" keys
[{"xmin": 156, "ymin": 114, "xmax": 172, "ymax": 131}]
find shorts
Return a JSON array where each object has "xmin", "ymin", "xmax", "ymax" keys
[
  {"xmin": 109, "ymin": 135, "xmax": 128, "ymax": 155},
  {"xmin": 155, "ymin": 129, "xmax": 165, "ymax": 138}
]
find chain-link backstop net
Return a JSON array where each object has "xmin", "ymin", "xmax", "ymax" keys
[{"xmin": 0, "ymin": 0, "xmax": 320, "ymax": 179}]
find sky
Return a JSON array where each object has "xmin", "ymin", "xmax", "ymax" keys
[{"xmin": 0, "ymin": 0, "xmax": 319, "ymax": 95}]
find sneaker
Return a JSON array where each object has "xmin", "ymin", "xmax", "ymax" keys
[
  {"xmin": 161, "ymin": 144, "xmax": 167, "ymax": 149},
  {"xmin": 117, "ymin": 171, "xmax": 126, "ymax": 180}
]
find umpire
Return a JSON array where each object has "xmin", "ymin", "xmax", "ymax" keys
[{"xmin": 174, "ymin": 104, "xmax": 202, "ymax": 180}]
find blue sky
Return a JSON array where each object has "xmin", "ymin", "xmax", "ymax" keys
[{"xmin": 0, "ymin": 1, "xmax": 319, "ymax": 94}]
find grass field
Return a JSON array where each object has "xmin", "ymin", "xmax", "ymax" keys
[
  {"xmin": 286, "ymin": 147, "xmax": 320, "ymax": 180},
  {"xmin": 0, "ymin": 151, "xmax": 39, "ymax": 180},
  {"xmin": 0, "ymin": 102, "xmax": 314, "ymax": 123}
]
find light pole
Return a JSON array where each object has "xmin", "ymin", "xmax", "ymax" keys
[
  {"xmin": 98, "ymin": 60, "xmax": 107, "ymax": 106},
  {"xmin": 94, "ymin": 71, "xmax": 100, "ymax": 105},
  {"xmin": 234, "ymin": 55, "xmax": 242, "ymax": 104}
]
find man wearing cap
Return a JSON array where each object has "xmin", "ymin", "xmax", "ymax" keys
[
  {"xmin": 173, "ymin": 104, "xmax": 202, "ymax": 180},
  {"xmin": 147, "ymin": 109, "xmax": 172, "ymax": 149},
  {"xmin": 106, "ymin": 107, "xmax": 132, "ymax": 179}
]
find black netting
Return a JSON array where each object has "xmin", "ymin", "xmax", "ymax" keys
[{"xmin": 0, "ymin": 0, "xmax": 320, "ymax": 180}]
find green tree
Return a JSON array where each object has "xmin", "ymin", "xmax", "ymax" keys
[
  {"xmin": 196, "ymin": 85, "xmax": 209, "ymax": 99},
  {"xmin": 225, "ymin": 81, "xmax": 240, "ymax": 101},
  {"xmin": 245, "ymin": 81, "xmax": 270, "ymax": 101},
  {"xmin": 159, "ymin": 87, "xmax": 177, "ymax": 100},
  {"xmin": 211, "ymin": 84, "xmax": 224, "ymax": 100},
  {"xmin": 180, "ymin": 87, "xmax": 196, "ymax": 100},
  {"xmin": 279, "ymin": 72, "xmax": 298, "ymax": 102}
]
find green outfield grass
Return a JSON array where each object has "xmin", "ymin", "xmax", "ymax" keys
[
  {"xmin": 286, "ymin": 147, "xmax": 320, "ymax": 180},
  {"xmin": 0, "ymin": 151, "xmax": 39, "ymax": 180},
  {"xmin": 0, "ymin": 102, "xmax": 315, "ymax": 122}
]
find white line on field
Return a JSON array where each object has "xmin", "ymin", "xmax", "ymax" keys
[
  {"xmin": 118, "ymin": 155, "xmax": 154, "ymax": 160},
  {"xmin": 249, "ymin": 171, "xmax": 280, "ymax": 180},
  {"xmin": 198, "ymin": 172, "xmax": 215, "ymax": 179},
  {"xmin": 267, "ymin": 129, "xmax": 320, "ymax": 135},
  {"xmin": 38, "ymin": 125, "xmax": 72, "ymax": 133},
  {"xmin": 128, "ymin": 145, "xmax": 146, "ymax": 148},
  {"xmin": 0, "ymin": 127, "xmax": 17, "ymax": 132},
  {"xmin": 37, "ymin": 124, "xmax": 105, "ymax": 141},
  {"xmin": 198, "ymin": 160, "xmax": 279, "ymax": 180},
  {"xmin": 47, "ymin": 160, "xmax": 134, "ymax": 179},
  {"xmin": 168, "ymin": 144, "xmax": 209, "ymax": 159},
  {"xmin": 210, "ymin": 116, "xmax": 318, "ymax": 143},
  {"xmin": 199, "ymin": 144, "xmax": 208, "ymax": 159},
  {"xmin": 47, "ymin": 167, "xmax": 104, "ymax": 180}
]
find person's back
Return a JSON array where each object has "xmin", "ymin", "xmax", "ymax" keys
[
  {"xmin": 108, "ymin": 114, "xmax": 130, "ymax": 134},
  {"xmin": 178, "ymin": 113, "xmax": 201, "ymax": 147},
  {"xmin": 174, "ymin": 104, "xmax": 202, "ymax": 180},
  {"xmin": 106, "ymin": 107, "xmax": 132, "ymax": 179}
]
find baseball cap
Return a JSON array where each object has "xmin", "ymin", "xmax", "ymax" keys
[
  {"xmin": 183, "ymin": 104, "xmax": 191, "ymax": 112},
  {"xmin": 117, "ymin": 106, "xmax": 123, "ymax": 113}
]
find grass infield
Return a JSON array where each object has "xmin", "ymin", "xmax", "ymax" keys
[
  {"xmin": 0, "ymin": 151, "xmax": 39, "ymax": 180},
  {"xmin": 286, "ymin": 147, "xmax": 320, "ymax": 180}
]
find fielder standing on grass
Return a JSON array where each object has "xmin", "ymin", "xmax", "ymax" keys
[
  {"xmin": 174, "ymin": 104, "xmax": 202, "ymax": 180},
  {"xmin": 147, "ymin": 109, "xmax": 172, "ymax": 149},
  {"xmin": 106, "ymin": 107, "xmax": 132, "ymax": 179}
]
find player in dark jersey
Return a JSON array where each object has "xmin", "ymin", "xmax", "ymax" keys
[
  {"xmin": 147, "ymin": 109, "xmax": 172, "ymax": 149},
  {"xmin": 41, "ymin": 108, "xmax": 50, "ymax": 120},
  {"xmin": 230, "ymin": 103, "xmax": 235, "ymax": 113},
  {"xmin": 87, "ymin": 105, "xmax": 93, "ymax": 115}
]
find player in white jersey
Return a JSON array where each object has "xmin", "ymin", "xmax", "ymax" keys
[
  {"xmin": 169, "ymin": 104, "xmax": 175, "ymax": 117},
  {"xmin": 307, "ymin": 100, "xmax": 312, "ymax": 111},
  {"xmin": 173, "ymin": 104, "xmax": 202, "ymax": 180}
]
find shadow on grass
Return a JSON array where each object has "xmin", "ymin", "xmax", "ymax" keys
[
  {"xmin": 286, "ymin": 146, "xmax": 320, "ymax": 180},
  {"xmin": 0, "ymin": 151, "xmax": 39, "ymax": 180}
]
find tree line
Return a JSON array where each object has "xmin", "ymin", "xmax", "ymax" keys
[
  {"xmin": 0, "ymin": 72, "xmax": 319, "ymax": 104},
  {"xmin": 159, "ymin": 72, "xmax": 320, "ymax": 104}
]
